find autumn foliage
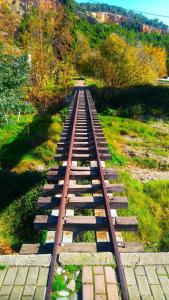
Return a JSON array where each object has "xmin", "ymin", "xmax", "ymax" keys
[{"xmin": 77, "ymin": 33, "xmax": 167, "ymax": 88}]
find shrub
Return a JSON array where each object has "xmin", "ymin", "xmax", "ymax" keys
[{"xmin": 0, "ymin": 45, "xmax": 35, "ymax": 126}]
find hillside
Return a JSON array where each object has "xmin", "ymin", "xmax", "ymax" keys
[{"xmin": 77, "ymin": 2, "xmax": 169, "ymax": 34}]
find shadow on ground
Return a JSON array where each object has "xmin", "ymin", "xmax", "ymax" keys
[
  {"xmin": 0, "ymin": 115, "xmax": 53, "ymax": 169},
  {"xmin": 89, "ymin": 84, "xmax": 169, "ymax": 119}
]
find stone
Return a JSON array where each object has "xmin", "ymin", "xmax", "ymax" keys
[
  {"xmin": 26, "ymin": 267, "xmax": 39, "ymax": 285},
  {"xmin": 156, "ymin": 266, "xmax": 167, "ymax": 275},
  {"xmin": 3, "ymin": 267, "xmax": 18, "ymax": 286},
  {"xmin": 9, "ymin": 286, "xmax": 23, "ymax": 300},
  {"xmin": 135, "ymin": 266, "xmax": 145, "ymax": 276},
  {"xmin": 58, "ymin": 290, "xmax": 69, "ymax": 297},
  {"xmin": 67, "ymin": 279, "xmax": 75, "ymax": 291},
  {"xmin": 165, "ymin": 265, "xmax": 169, "ymax": 274},
  {"xmin": 136, "ymin": 276, "xmax": 152, "ymax": 297},
  {"xmin": 34, "ymin": 287, "xmax": 46, "ymax": 300},
  {"xmin": 95, "ymin": 295, "xmax": 106, "ymax": 300},
  {"xmin": 0, "ymin": 255, "xmax": 51, "ymax": 267},
  {"xmin": 23, "ymin": 285, "xmax": 36, "ymax": 296},
  {"xmin": 59, "ymin": 253, "xmax": 114, "ymax": 266},
  {"xmin": 64, "ymin": 275, "xmax": 68, "ymax": 282},
  {"xmin": 94, "ymin": 275, "xmax": 106, "ymax": 294},
  {"xmin": 83, "ymin": 284, "xmax": 93, "ymax": 300},
  {"xmin": 151, "ymin": 284, "xmax": 165, "ymax": 300},
  {"xmin": 128, "ymin": 285, "xmax": 140, "ymax": 300},
  {"xmin": 14, "ymin": 267, "xmax": 28, "ymax": 285},
  {"xmin": 124, "ymin": 267, "xmax": 137, "ymax": 286},
  {"xmin": 145, "ymin": 266, "xmax": 159, "ymax": 285},
  {"xmin": 57, "ymin": 267, "xmax": 63, "ymax": 275},
  {"xmin": 158, "ymin": 274, "xmax": 169, "ymax": 297},
  {"xmin": 93, "ymin": 266, "xmax": 104, "ymax": 275},
  {"xmin": 104, "ymin": 267, "xmax": 116, "ymax": 284},
  {"xmin": 37, "ymin": 268, "xmax": 48, "ymax": 286},
  {"xmin": 0, "ymin": 268, "xmax": 7, "ymax": 287},
  {"xmin": 107, "ymin": 284, "xmax": 118, "ymax": 300},
  {"xmin": 75, "ymin": 270, "xmax": 80, "ymax": 277},
  {"xmin": 82, "ymin": 267, "xmax": 93, "ymax": 284},
  {"xmin": 0, "ymin": 285, "xmax": 12, "ymax": 296}
]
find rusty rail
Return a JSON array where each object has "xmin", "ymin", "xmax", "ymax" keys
[
  {"xmin": 44, "ymin": 87, "xmax": 131, "ymax": 300},
  {"xmin": 45, "ymin": 90, "xmax": 80, "ymax": 300},
  {"xmin": 86, "ymin": 90, "xmax": 129, "ymax": 300}
]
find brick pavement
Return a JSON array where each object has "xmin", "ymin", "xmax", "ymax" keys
[
  {"xmin": 121, "ymin": 253, "xmax": 169, "ymax": 300},
  {"xmin": 0, "ymin": 255, "xmax": 50, "ymax": 300},
  {"xmin": 82, "ymin": 266, "xmax": 119, "ymax": 300}
]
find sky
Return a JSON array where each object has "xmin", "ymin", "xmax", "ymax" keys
[{"xmin": 77, "ymin": 0, "xmax": 169, "ymax": 26}]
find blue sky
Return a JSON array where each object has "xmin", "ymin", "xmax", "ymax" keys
[{"xmin": 77, "ymin": 0, "xmax": 169, "ymax": 26}]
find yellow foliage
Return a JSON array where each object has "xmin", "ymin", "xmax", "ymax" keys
[
  {"xmin": 0, "ymin": 0, "xmax": 20, "ymax": 47},
  {"xmin": 80, "ymin": 33, "xmax": 167, "ymax": 88},
  {"xmin": 98, "ymin": 34, "xmax": 158, "ymax": 87},
  {"xmin": 144, "ymin": 45, "xmax": 167, "ymax": 78},
  {"xmin": 11, "ymin": 159, "xmax": 44, "ymax": 174},
  {"xmin": 48, "ymin": 122, "xmax": 62, "ymax": 139},
  {"xmin": 0, "ymin": 238, "xmax": 14, "ymax": 254}
]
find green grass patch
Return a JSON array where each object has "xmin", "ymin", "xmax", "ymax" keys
[
  {"xmin": 0, "ymin": 264, "xmax": 7, "ymax": 270},
  {"xmin": 52, "ymin": 275, "xmax": 67, "ymax": 292},
  {"xmin": 64, "ymin": 265, "xmax": 81, "ymax": 273},
  {"xmin": 75, "ymin": 231, "xmax": 96, "ymax": 243},
  {"xmin": 118, "ymin": 171, "xmax": 169, "ymax": 251},
  {"xmin": 52, "ymin": 265, "xmax": 82, "ymax": 299},
  {"xmin": 107, "ymin": 144, "xmax": 127, "ymax": 167},
  {"xmin": 0, "ymin": 111, "xmax": 65, "ymax": 252},
  {"xmin": 99, "ymin": 114, "xmax": 169, "ymax": 170}
]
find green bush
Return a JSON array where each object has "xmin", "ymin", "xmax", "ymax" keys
[{"xmin": 0, "ymin": 45, "xmax": 35, "ymax": 126}]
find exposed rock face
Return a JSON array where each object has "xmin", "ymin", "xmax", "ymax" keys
[{"xmin": 90, "ymin": 12, "xmax": 168, "ymax": 34}]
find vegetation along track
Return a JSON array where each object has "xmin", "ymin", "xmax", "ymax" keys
[{"xmin": 21, "ymin": 87, "xmax": 139, "ymax": 299}]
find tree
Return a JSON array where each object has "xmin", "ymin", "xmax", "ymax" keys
[
  {"xmin": 0, "ymin": 0, "xmax": 21, "ymax": 48},
  {"xmin": 98, "ymin": 34, "xmax": 159, "ymax": 88},
  {"xmin": 144, "ymin": 45, "xmax": 167, "ymax": 78},
  {"xmin": 21, "ymin": 3, "xmax": 75, "ymax": 112},
  {"xmin": 0, "ymin": 45, "xmax": 34, "ymax": 126},
  {"xmin": 79, "ymin": 33, "xmax": 165, "ymax": 88}
]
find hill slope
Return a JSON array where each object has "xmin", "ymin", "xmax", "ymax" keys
[{"xmin": 77, "ymin": 2, "xmax": 169, "ymax": 33}]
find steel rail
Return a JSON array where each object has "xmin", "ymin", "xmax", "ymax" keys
[
  {"xmin": 45, "ymin": 90, "xmax": 80, "ymax": 300},
  {"xmin": 85, "ymin": 90, "xmax": 129, "ymax": 300}
]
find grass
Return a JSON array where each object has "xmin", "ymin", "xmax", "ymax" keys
[
  {"xmin": 52, "ymin": 265, "xmax": 82, "ymax": 300},
  {"xmin": 52, "ymin": 275, "xmax": 67, "ymax": 292},
  {"xmin": 118, "ymin": 172, "xmax": 169, "ymax": 251},
  {"xmin": 99, "ymin": 114, "xmax": 169, "ymax": 170},
  {"xmin": 98, "ymin": 113, "xmax": 169, "ymax": 251},
  {"xmin": 0, "ymin": 112, "xmax": 65, "ymax": 253}
]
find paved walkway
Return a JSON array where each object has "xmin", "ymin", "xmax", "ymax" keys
[
  {"xmin": 121, "ymin": 253, "xmax": 169, "ymax": 300},
  {"xmin": 0, "ymin": 255, "xmax": 50, "ymax": 300},
  {"xmin": 82, "ymin": 266, "xmax": 118, "ymax": 300},
  {"xmin": 0, "ymin": 253, "xmax": 169, "ymax": 299}
]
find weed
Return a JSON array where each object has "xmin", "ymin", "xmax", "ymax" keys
[
  {"xmin": 0, "ymin": 264, "xmax": 6, "ymax": 270},
  {"xmin": 118, "ymin": 171, "xmax": 169, "ymax": 251},
  {"xmin": 64, "ymin": 265, "xmax": 81, "ymax": 273},
  {"xmin": 52, "ymin": 275, "xmax": 67, "ymax": 292},
  {"xmin": 75, "ymin": 231, "xmax": 95, "ymax": 242}
]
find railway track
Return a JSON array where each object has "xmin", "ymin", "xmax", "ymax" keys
[{"xmin": 21, "ymin": 87, "xmax": 139, "ymax": 299}]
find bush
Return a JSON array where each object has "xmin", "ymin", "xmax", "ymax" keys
[{"xmin": 0, "ymin": 45, "xmax": 35, "ymax": 126}]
